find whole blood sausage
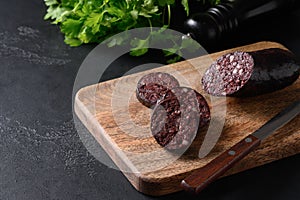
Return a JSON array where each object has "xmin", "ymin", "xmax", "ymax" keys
[
  {"xmin": 151, "ymin": 87, "xmax": 210, "ymax": 151},
  {"xmin": 136, "ymin": 72, "xmax": 180, "ymax": 107},
  {"xmin": 202, "ymin": 48, "xmax": 300, "ymax": 97}
]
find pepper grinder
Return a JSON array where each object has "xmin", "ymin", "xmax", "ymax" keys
[{"xmin": 184, "ymin": 0, "xmax": 300, "ymax": 47}]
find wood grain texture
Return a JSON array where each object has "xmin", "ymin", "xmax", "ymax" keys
[{"xmin": 74, "ymin": 41, "xmax": 300, "ymax": 196}]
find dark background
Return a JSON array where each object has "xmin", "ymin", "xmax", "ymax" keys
[{"xmin": 1, "ymin": 0, "xmax": 300, "ymax": 199}]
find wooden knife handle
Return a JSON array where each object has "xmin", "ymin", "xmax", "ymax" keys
[{"xmin": 181, "ymin": 134, "xmax": 261, "ymax": 194}]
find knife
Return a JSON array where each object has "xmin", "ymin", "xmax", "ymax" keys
[{"xmin": 181, "ymin": 100, "xmax": 300, "ymax": 194}]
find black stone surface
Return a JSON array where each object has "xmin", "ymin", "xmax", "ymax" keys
[{"xmin": 0, "ymin": 0, "xmax": 299, "ymax": 199}]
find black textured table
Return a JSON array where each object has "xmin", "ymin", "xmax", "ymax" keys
[{"xmin": 1, "ymin": 0, "xmax": 300, "ymax": 199}]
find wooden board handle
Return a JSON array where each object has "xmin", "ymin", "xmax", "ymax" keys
[{"xmin": 181, "ymin": 135, "xmax": 261, "ymax": 194}]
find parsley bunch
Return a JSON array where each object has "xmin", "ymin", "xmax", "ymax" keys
[{"xmin": 44, "ymin": 0, "xmax": 220, "ymax": 59}]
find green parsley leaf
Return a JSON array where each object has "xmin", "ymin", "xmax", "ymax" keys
[
  {"xmin": 181, "ymin": 0, "xmax": 189, "ymax": 16},
  {"xmin": 61, "ymin": 18, "xmax": 83, "ymax": 38},
  {"xmin": 44, "ymin": 0, "xmax": 220, "ymax": 63},
  {"xmin": 130, "ymin": 37, "xmax": 150, "ymax": 56},
  {"xmin": 158, "ymin": 0, "xmax": 175, "ymax": 7}
]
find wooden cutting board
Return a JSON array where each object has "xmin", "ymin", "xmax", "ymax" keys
[{"xmin": 74, "ymin": 41, "xmax": 300, "ymax": 196}]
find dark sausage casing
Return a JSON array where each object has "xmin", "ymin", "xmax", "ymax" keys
[{"xmin": 202, "ymin": 48, "xmax": 300, "ymax": 97}]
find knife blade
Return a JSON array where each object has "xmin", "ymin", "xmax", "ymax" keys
[{"xmin": 181, "ymin": 100, "xmax": 300, "ymax": 194}]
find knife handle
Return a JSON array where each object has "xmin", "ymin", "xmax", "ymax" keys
[{"xmin": 181, "ymin": 135, "xmax": 261, "ymax": 194}]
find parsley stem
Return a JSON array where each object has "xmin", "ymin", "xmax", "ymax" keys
[
  {"xmin": 148, "ymin": 18, "xmax": 153, "ymax": 32},
  {"xmin": 167, "ymin": 5, "xmax": 171, "ymax": 26}
]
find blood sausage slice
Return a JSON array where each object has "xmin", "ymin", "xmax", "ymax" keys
[
  {"xmin": 202, "ymin": 48, "xmax": 300, "ymax": 97},
  {"xmin": 151, "ymin": 87, "xmax": 210, "ymax": 151},
  {"xmin": 136, "ymin": 72, "xmax": 180, "ymax": 107}
]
